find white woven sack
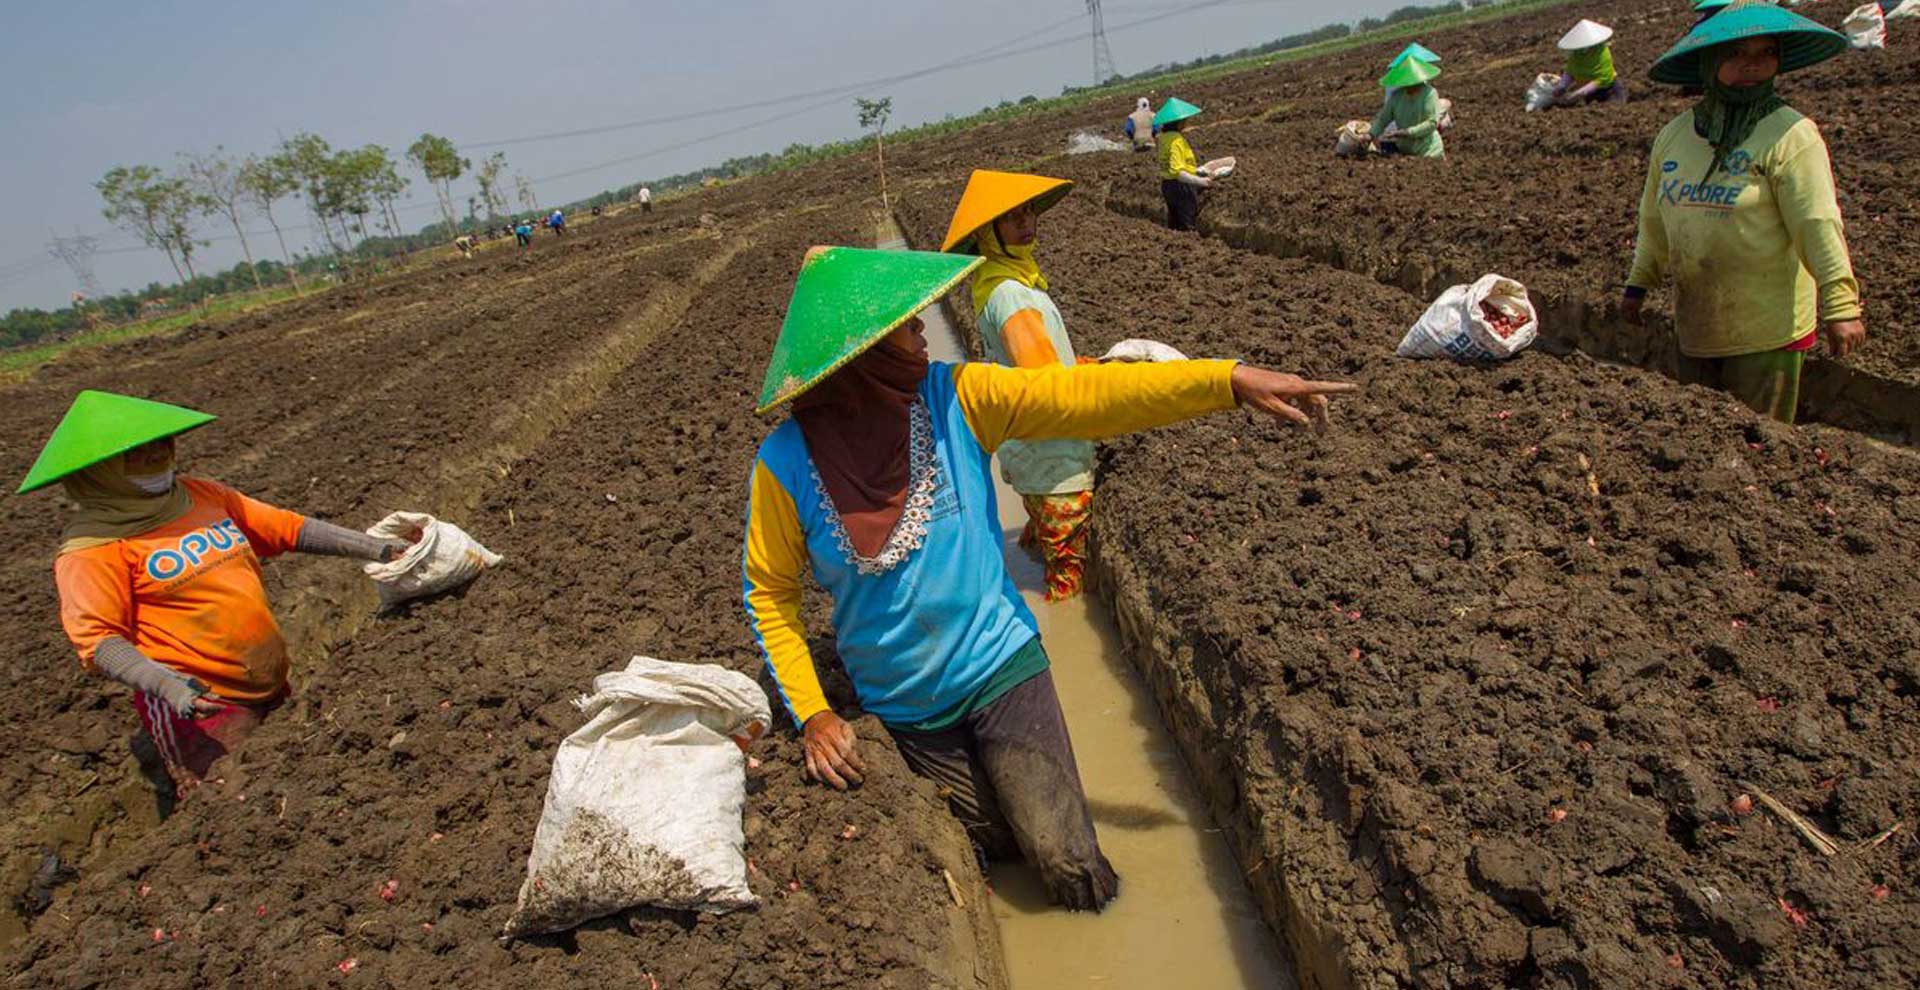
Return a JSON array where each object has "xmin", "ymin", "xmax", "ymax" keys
[
  {"xmin": 1844, "ymin": 3, "xmax": 1887, "ymax": 48},
  {"xmin": 1525, "ymin": 72, "xmax": 1561, "ymax": 112},
  {"xmin": 502, "ymin": 656, "xmax": 771, "ymax": 938},
  {"xmin": 361, "ymin": 511, "xmax": 502, "ymax": 606},
  {"xmin": 1890, "ymin": 0, "xmax": 1920, "ymax": 20},
  {"xmin": 1100, "ymin": 339, "xmax": 1190, "ymax": 363},
  {"xmin": 1335, "ymin": 120, "xmax": 1372, "ymax": 157},
  {"xmin": 1396, "ymin": 274, "xmax": 1538, "ymax": 362}
]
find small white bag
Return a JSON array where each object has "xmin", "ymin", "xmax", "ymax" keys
[
  {"xmin": 1335, "ymin": 120, "xmax": 1373, "ymax": 157},
  {"xmin": 361, "ymin": 511, "xmax": 502, "ymax": 606},
  {"xmin": 1844, "ymin": 3, "xmax": 1887, "ymax": 48},
  {"xmin": 1525, "ymin": 72, "xmax": 1562, "ymax": 112},
  {"xmin": 1396, "ymin": 274, "xmax": 1539, "ymax": 362},
  {"xmin": 1198, "ymin": 156, "xmax": 1236, "ymax": 179},
  {"xmin": 1100, "ymin": 339, "xmax": 1190, "ymax": 363},
  {"xmin": 502, "ymin": 657, "xmax": 771, "ymax": 938}
]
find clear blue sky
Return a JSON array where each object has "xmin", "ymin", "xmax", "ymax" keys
[{"xmin": 0, "ymin": 0, "xmax": 1410, "ymax": 311}]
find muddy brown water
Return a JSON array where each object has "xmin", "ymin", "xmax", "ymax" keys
[{"xmin": 880, "ymin": 227, "xmax": 1293, "ymax": 989}]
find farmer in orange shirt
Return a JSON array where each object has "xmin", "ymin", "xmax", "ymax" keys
[{"xmin": 19, "ymin": 391, "xmax": 415, "ymax": 795}]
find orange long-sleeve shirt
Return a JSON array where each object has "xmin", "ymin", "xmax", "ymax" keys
[{"xmin": 55, "ymin": 478, "xmax": 307, "ymax": 702}]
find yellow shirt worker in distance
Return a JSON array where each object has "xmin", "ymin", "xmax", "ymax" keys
[{"xmin": 1624, "ymin": 5, "xmax": 1865, "ymax": 423}]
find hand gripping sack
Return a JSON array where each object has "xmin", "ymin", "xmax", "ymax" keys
[
  {"xmin": 502, "ymin": 657, "xmax": 772, "ymax": 938},
  {"xmin": 1844, "ymin": 3, "xmax": 1887, "ymax": 48},
  {"xmin": 1525, "ymin": 72, "xmax": 1561, "ymax": 112},
  {"xmin": 1396, "ymin": 274, "xmax": 1538, "ymax": 362},
  {"xmin": 361, "ymin": 511, "xmax": 502, "ymax": 606}
]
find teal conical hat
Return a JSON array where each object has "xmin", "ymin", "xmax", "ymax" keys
[
  {"xmin": 1652, "ymin": 3, "xmax": 1846, "ymax": 85},
  {"xmin": 1152, "ymin": 98, "xmax": 1202, "ymax": 128},
  {"xmin": 1694, "ymin": 0, "xmax": 1732, "ymax": 11},
  {"xmin": 757, "ymin": 247, "xmax": 982, "ymax": 413},
  {"xmin": 1380, "ymin": 56, "xmax": 1441, "ymax": 89},
  {"xmin": 16, "ymin": 390, "xmax": 215, "ymax": 494},
  {"xmin": 1389, "ymin": 43, "xmax": 1441, "ymax": 69}
]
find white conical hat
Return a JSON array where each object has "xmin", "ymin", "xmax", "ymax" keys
[{"xmin": 1559, "ymin": 19, "xmax": 1613, "ymax": 50}]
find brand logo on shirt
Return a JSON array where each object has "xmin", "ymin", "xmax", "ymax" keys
[
  {"xmin": 1662, "ymin": 160, "xmax": 1678, "ymax": 173},
  {"xmin": 144, "ymin": 518, "xmax": 248, "ymax": 582},
  {"xmin": 1659, "ymin": 174, "xmax": 1748, "ymax": 211}
]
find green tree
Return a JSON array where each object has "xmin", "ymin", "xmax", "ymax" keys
[
  {"xmin": 855, "ymin": 96, "xmax": 893, "ymax": 209},
  {"xmin": 239, "ymin": 154, "xmax": 303, "ymax": 293},
  {"xmin": 474, "ymin": 152, "xmax": 508, "ymax": 220},
  {"xmin": 182, "ymin": 147, "xmax": 262, "ymax": 290},
  {"xmin": 407, "ymin": 133, "xmax": 468, "ymax": 234},
  {"xmin": 279, "ymin": 132, "xmax": 347, "ymax": 253},
  {"xmin": 96, "ymin": 164, "xmax": 202, "ymax": 283}
]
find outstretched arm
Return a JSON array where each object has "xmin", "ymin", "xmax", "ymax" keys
[
  {"xmin": 294, "ymin": 518, "xmax": 409, "ymax": 562},
  {"xmin": 954, "ymin": 359, "xmax": 1354, "ymax": 453}
]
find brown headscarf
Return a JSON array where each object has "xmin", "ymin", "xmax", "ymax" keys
[
  {"xmin": 58, "ymin": 455, "xmax": 193, "ymax": 557},
  {"xmin": 793, "ymin": 338, "xmax": 930, "ymax": 558}
]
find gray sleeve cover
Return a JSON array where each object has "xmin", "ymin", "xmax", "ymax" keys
[
  {"xmin": 93, "ymin": 637, "xmax": 206, "ymax": 717},
  {"xmin": 295, "ymin": 518, "xmax": 406, "ymax": 562}
]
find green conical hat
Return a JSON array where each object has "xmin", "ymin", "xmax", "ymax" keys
[
  {"xmin": 1152, "ymin": 98, "xmax": 1202, "ymax": 128},
  {"xmin": 1380, "ymin": 56, "xmax": 1441, "ymax": 89},
  {"xmin": 16, "ymin": 390, "xmax": 215, "ymax": 494},
  {"xmin": 1651, "ymin": 3, "xmax": 1846, "ymax": 85},
  {"xmin": 756, "ymin": 247, "xmax": 982, "ymax": 413},
  {"xmin": 1389, "ymin": 43, "xmax": 1441, "ymax": 69}
]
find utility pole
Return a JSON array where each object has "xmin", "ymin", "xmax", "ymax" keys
[
  {"xmin": 1087, "ymin": 0, "xmax": 1118, "ymax": 86},
  {"xmin": 47, "ymin": 230, "xmax": 102, "ymax": 298}
]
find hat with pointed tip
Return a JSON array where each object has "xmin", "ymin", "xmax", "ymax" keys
[
  {"xmin": 1559, "ymin": 19, "xmax": 1615, "ymax": 51},
  {"xmin": 1380, "ymin": 56, "xmax": 1441, "ymax": 89},
  {"xmin": 1152, "ymin": 97, "xmax": 1202, "ymax": 128},
  {"xmin": 757, "ymin": 247, "xmax": 982, "ymax": 413},
  {"xmin": 16, "ymin": 390, "xmax": 215, "ymax": 494},
  {"xmin": 1651, "ymin": 2, "xmax": 1847, "ymax": 86},
  {"xmin": 940, "ymin": 170, "xmax": 1074, "ymax": 254},
  {"xmin": 1389, "ymin": 42, "xmax": 1442, "ymax": 69}
]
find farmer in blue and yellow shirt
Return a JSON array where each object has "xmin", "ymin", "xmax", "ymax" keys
[{"xmin": 741, "ymin": 246, "xmax": 1353, "ymax": 910}]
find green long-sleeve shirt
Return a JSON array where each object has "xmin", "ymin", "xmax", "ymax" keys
[
  {"xmin": 1627, "ymin": 107, "xmax": 1861, "ymax": 358},
  {"xmin": 1371, "ymin": 85, "xmax": 1444, "ymax": 158}
]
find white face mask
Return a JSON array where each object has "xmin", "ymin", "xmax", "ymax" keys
[{"xmin": 128, "ymin": 470, "xmax": 175, "ymax": 495}]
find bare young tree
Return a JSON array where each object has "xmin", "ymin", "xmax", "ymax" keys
[
  {"xmin": 855, "ymin": 96, "xmax": 894, "ymax": 210},
  {"xmin": 183, "ymin": 147, "xmax": 263, "ymax": 290},
  {"xmin": 514, "ymin": 173, "xmax": 538, "ymax": 214},
  {"xmin": 474, "ymin": 152, "xmax": 509, "ymax": 220}
]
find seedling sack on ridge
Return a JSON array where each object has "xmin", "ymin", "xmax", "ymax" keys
[{"xmin": 1396, "ymin": 274, "xmax": 1538, "ymax": 362}]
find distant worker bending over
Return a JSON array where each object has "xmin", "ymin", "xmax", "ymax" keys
[
  {"xmin": 1551, "ymin": 19, "xmax": 1629, "ymax": 107},
  {"xmin": 1372, "ymin": 55, "xmax": 1444, "ymax": 157}
]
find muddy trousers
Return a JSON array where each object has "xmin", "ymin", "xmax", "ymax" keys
[
  {"xmin": 1676, "ymin": 348, "xmax": 1804, "ymax": 424},
  {"xmin": 887, "ymin": 670, "xmax": 1120, "ymax": 910},
  {"xmin": 1161, "ymin": 179, "xmax": 1200, "ymax": 232}
]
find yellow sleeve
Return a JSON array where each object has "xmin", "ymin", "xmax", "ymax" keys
[
  {"xmin": 1626, "ymin": 146, "xmax": 1669, "ymax": 291},
  {"xmin": 1773, "ymin": 130, "xmax": 1861, "ymax": 322},
  {"xmin": 742, "ymin": 460, "xmax": 829, "ymax": 726},
  {"xmin": 954, "ymin": 359, "xmax": 1239, "ymax": 454}
]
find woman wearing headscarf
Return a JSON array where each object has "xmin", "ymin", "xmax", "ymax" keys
[
  {"xmin": 940, "ymin": 170, "xmax": 1095, "ymax": 601},
  {"xmin": 20, "ymin": 391, "xmax": 416, "ymax": 795},
  {"xmin": 1552, "ymin": 19, "xmax": 1629, "ymax": 107},
  {"xmin": 742, "ymin": 246, "xmax": 1353, "ymax": 910},
  {"xmin": 1623, "ymin": 3, "xmax": 1865, "ymax": 423},
  {"xmin": 1124, "ymin": 97, "xmax": 1157, "ymax": 152},
  {"xmin": 1371, "ymin": 57, "xmax": 1445, "ymax": 158},
  {"xmin": 1154, "ymin": 98, "xmax": 1211, "ymax": 230}
]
